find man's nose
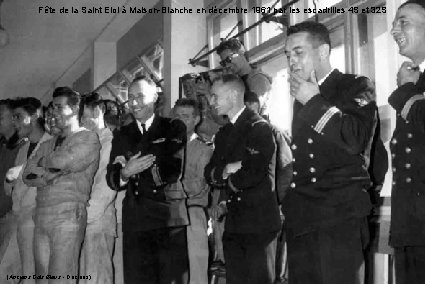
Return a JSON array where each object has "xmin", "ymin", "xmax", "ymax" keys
[{"xmin": 390, "ymin": 22, "xmax": 400, "ymax": 36}]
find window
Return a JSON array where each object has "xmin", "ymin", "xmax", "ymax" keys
[
  {"xmin": 350, "ymin": 2, "xmax": 395, "ymax": 196},
  {"xmin": 95, "ymin": 42, "xmax": 165, "ymax": 104},
  {"xmin": 208, "ymin": 0, "xmax": 240, "ymax": 68},
  {"xmin": 259, "ymin": 0, "xmax": 285, "ymax": 43},
  {"xmin": 329, "ymin": 24, "xmax": 345, "ymax": 73}
]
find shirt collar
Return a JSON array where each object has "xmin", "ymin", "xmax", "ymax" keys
[
  {"xmin": 317, "ymin": 69, "xmax": 334, "ymax": 86},
  {"xmin": 136, "ymin": 114, "xmax": 155, "ymax": 134},
  {"xmin": 189, "ymin": 132, "xmax": 198, "ymax": 142},
  {"xmin": 419, "ymin": 61, "xmax": 425, "ymax": 73},
  {"xmin": 230, "ymin": 106, "xmax": 246, "ymax": 124}
]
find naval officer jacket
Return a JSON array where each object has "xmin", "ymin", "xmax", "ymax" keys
[
  {"xmin": 389, "ymin": 70, "xmax": 425, "ymax": 247},
  {"xmin": 106, "ymin": 116, "xmax": 188, "ymax": 232},
  {"xmin": 283, "ymin": 69, "xmax": 376, "ymax": 236},
  {"xmin": 205, "ymin": 108, "xmax": 281, "ymax": 234}
]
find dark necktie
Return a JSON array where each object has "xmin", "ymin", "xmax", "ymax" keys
[
  {"xmin": 141, "ymin": 123, "xmax": 147, "ymax": 134},
  {"xmin": 54, "ymin": 136, "xmax": 66, "ymax": 150}
]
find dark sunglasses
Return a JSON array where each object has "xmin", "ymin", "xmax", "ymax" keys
[{"xmin": 219, "ymin": 53, "xmax": 238, "ymax": 67}]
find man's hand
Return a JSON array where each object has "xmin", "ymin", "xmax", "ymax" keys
[
  {"xmin": 210, "ymin": 202, "xmax": 227, "ymax": 221},
  {"xmin": 121, "ymin": 152, "xmax": 156, "ymax": 180},
  {"xmin": 289, "ymin": 70, "xmax": 319, "ymax": 105},
  {"xmin": 222, "ymin": 161, "xmax": 242, "ymax": 179},
  {"xmin": 5, "ymin": 165, "xmax": 23, "ymax": 183},
  {"xmin": 397, "ymin": 61, "xmax": 421, "ymax": 87}
]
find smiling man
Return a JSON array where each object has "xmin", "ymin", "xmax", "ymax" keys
[
  {"xmin": 283, "ymin": 21, "xmax": 377, "ymax": 284},
  {"xmin": 5, "ymin": 97, "xmax": 51, "ymax": 280},
  {"xmin": 106, "ymin": 76, "xmax": 189, "ymax": 283},
  {"xmin": 23, "ymin": 87, "xmax": 101, "ymax": 283},
  {"xmin": 173, "ymin": 98, "xmax": 213, "ymax": 284},
  {"xmin": 388, "ymin": 1, "xmax": 425, "ymax": 283}
]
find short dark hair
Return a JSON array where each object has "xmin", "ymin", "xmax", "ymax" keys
[
  {"xmin": 399, "ymin": 0, "xmax": 425, "ymax": 9},
  {"xmin": 287, "ymin": 21, "xmax": 331, "ymax": 49},
  {"xmin": 174, "ymin": 98, "xmax": 200, "ymax": 117},
  {"xmin": 52, "ymin": 86, "xmax": 80, "ymax": 108},
  {"xmin": 12, "ymin": 97, "xmax": 42, "ymax": 116},
  {"xmin": 81, "ymin": 92, "xmax": 105, "ymax": 112},
  {"xmin": 0, "ymin": 99, "xmax": 15, "ymax": 111},
  {"xmin": 244, "ymin": 91, "xmax": 259, "ymax": 104},
  {"xmin": 13, "ymin": 97, "xmax": 44, "ymax": 128},
  {"xmin": 216, "ymin": 38, "xmax": 243, "ymax": 55}
]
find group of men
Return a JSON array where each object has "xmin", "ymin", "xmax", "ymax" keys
[
  {"xmin": 0, "ymin": 0, "xmax": 423, "ymax": 284},
  {"xmin": 205, "ymin": 0, "xmax": 424, "ymax": 283}
]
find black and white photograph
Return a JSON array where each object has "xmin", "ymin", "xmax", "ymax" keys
[{"xmin": 0, "ymin": 0, "xmax": 423, "ymax": 283}]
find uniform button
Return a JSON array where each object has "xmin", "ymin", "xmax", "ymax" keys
[
  {"xmin": 293, "ymin": 171, "xmax": 297, "ymax": 176},
  {"xmin": 391, "ymin": 138, "xmax": 397, "ymax": 145},
  {"xmin": 290, "ymin": 182, "xmax": 296, "ymax": 188},
  {"xmin": 307, "ymin": 138, "xmax": 313, "ymax": 144},
  {"xmin": 227, "ymin": 199, "xmax": 231, "ymax": 203},
  {"xmin": 309, "ymin": 153, "xmax": 314, "ymax": 159},
  {"xmin": 405, "ymin": 163, "xmax": 411, "ymax": 169},
  {"xmin": 417, "ymin": 192, "xmax": 421, "ymax": 197},
  {"xmin": 237, "ymin": 197, "xmax": 241, "ymax": 201},
  {"xmin": 292, "ymin": 158, "xmax": 296, "ymax": 162},
  {"xmin": 405, "ymin": 120, "xmax": 409, "ymax": 124},
  {"xmin": 311, "ymin": 177, "xmax": 317, "ymax": 183},
  {"xmin": 391, "ymin": 154, "xmax": 396, "ymax": 159},
  {"xmin": 291, "ymin": 144, "xmax": 297, "ymax": 150},
  {"xmin": 405, "ymin": 147, "xmax": 411, "ymax": 154},
  {"xmin": 406, "ymin": 177, "xmax": 412, "ymax": 183},
  {"xmin": 392, "ymin": 181, "xmax": 396, "ymax": 185},
  {"xmin": 392, "ymin": 167, "xmax": 396, "ymax": 172},
  {"xmin": 135, "ymin": 181, "xmax": 139, "ymax": 186},
  {"xmin": 408, "ymin": 133, "xmax": 413, "ymax": 139},
  {"xmin": 309, "ymin": 167, "xmax": 316, "ymax": 173},
  {"xmin": 153, "ymin": 189, "xmax": 157, "ymax": 193},
  {"xmin": 135, "ymin": 191, "xmax": 139, "ymax": 196}
]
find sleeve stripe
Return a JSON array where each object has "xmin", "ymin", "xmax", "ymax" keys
[
  {"xmin": 314, "ymin": 107, "xmax": 341, "ymax": 133},
  {"xmin": 401, "ymin": 94, "xmax": 424, "ymax": 120}
]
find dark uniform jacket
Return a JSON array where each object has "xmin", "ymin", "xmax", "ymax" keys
[
  {"xmin": 283, "ymin": 69, "xmax": 376, "ymax": 236},
  {"xmin": 205, "ymin": 108, "xmax": 281, "ymax": 234},
  {"xmin": 106, "ymin": 116, "xmax": 188, "ymax": 233},
  {"xmin": 389, "ymin": 71, "xmax": 425, "ymax": 247}
]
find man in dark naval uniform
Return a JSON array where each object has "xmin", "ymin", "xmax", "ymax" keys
[
  {"xmin": 283, "ymin": 21, "xmax": 377, "ymax": 283},
  {"xmin": 106, "ymin": 76, "xmax": 189, "ymax": 283},
  {"xmin": 205, "ymin": 74, "xmax": 281, "ymax": 284},
  {"xmin": 389, "ymin": 1, "xmax": 425, "ymax": 283}
]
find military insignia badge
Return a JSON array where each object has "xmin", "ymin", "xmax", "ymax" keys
[
  {"xmin": 152, "ymin": 138, "xmax": 166, "ymax": 144},
  {"xmin": 246, "ymin": 147, "xmax": 260, "ymax": 155},
  {"xmin": 354, "ymin": 98, "xmax": 369, "ymax": 107}
]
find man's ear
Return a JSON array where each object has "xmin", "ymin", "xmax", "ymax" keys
[
  {"xmin": 195, "ymin": 114, "xmax": 201, "ymax": 125},
  {"xmin": 318, "ymin": 44, "xmax": 330, "ymax": 61},
  {"xmin": 71, "ymin": 104, "xmax": 79, "ymax": 115}
]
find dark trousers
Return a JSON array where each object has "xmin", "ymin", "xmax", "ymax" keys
[
  {"xmin": 223, "ymin": 231, "xmax": 278, "ymax": 284},
  {"xmin": 287, "ymin": 218, "xmax": 368, "ymax": 284},
  {"xmin": 123, "ymin": 226, "xmax": 189, "ymax": 284},
  {"xmin": 394, "ymin": 246, "xmax": 425, "ymax": 284}
]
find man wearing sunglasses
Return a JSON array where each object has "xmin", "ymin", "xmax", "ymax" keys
[{"xmin": 217, "ymin": 38, "xmax": 272, "ymax": 112}]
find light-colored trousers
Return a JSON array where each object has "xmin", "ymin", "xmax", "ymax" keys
[
  {"xmin": 80, "ymin": 228, "xmax": 115, "ymax": 284},
  {"xmin": 113, "ymin": 223, "xmax": 124, "ymax": 284},
  {"xmin": 33, "ymin": 202, "xmax": 86, "ymax": 284},
  {"xmin": 17, "ymin": 212, "xmax": 36, "ymax": 284},
  {"xmin": 187, "ymin": 206, "xmax": 209, "ymax": 284}
]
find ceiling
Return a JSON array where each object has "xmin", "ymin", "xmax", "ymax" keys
[{"xmin": 0, "ymin": 0, "xmax": 128, "ymax": 100}]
